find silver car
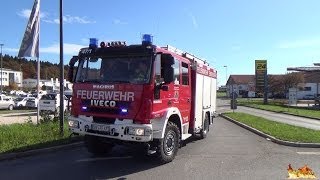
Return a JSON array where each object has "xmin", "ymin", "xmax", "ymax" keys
[{"xmin": 0, "ymin": 95, "xmax": 15, "ymax": 110}]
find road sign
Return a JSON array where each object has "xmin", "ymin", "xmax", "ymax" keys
[
  {"xmin": 255, "ymin": 60, "xmax": 267, "ymax": 71},
  {"xmin": 288, "ymin": 88, "xmax": 297, "ymax": 105},
  {"xmin": 255, "ymin": 60, "xmax": 267, "ymax": 90}
]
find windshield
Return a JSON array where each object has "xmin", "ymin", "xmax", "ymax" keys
[
  {"xmin": 15, "ymin": 98, "xmax": 24, "ymax": 101},
  {"xmin": 75, "ymin": 56, "xmax": 152, "ymax": 84},
  {"xmin": 41, "ymin": 94, "xmax": 57, "ymax": 100}
]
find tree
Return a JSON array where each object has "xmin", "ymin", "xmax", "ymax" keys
[
  {"xmin": 0, "ymin": 54, "xmax": 69, "ymax": 80},
  {"xmin": 9, "ymin": 82, "xmax": 19, "ymax": 91},
  {"xmin": 268, "ymin": 75, "xmax": 285, "ymax": 97},
  {"xmin": 23, "ymin": 62, "xmax": 37, "ymax": 79},
  {"xmin": 283, "ymin": 72, "xmax": 304, "ymax": 90}
]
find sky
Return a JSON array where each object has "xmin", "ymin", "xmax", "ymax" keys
[{"xmin": 1, "ymin": 0, "xmax": 320, "ymax": 86}]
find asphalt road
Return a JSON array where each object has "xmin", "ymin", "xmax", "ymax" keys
[
  {"xmin": 217, "ymin": 98, "xmax": 320, "ymax": 130},
  {"xmin": 1, "ymin": 116, "xmax": 320, "ymax": 180}
]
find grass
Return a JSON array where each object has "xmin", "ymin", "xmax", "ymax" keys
[
  {"xmin": 224, "ymin": 112, "xmax": 320, "ymax": 143},
  {"xmin": 0, "ymin": 120, "xmax": 76, "ymax": 154},
  {"xmin": 237, "ymin": 99, "xmax": 320, "ymax": 119},
  {"xmin": 217, "ymin": 91, "xmax": 227, "ymax": 98}
]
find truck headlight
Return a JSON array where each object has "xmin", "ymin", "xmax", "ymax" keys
[
  {"xmin": 68, "ymin": 120, "xmax": 79, "ymax": 128},
  {"xmin": 135, "ymin": 128, "xmax": 145, "ymax": 136},
  {"xmin": 128, "ymin": 127, "xmax": 145, "ymax": 136}
]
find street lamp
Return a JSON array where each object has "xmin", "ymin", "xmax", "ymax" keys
[
  {"xmin": 223, "ymin": 65, "xmax": 228, "ymax": 85},
  {"xmin": 0, "ymin": 44, "xmax": 3, "ymax": 93}
]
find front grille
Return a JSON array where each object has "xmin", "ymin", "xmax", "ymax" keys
[
  {"xmin": 88, "ymin": 107, "xmax": 121, "ymax": 114},
  {"xmin": 93, "ymin": 116, "xmax": 116, "ymax": 124}
]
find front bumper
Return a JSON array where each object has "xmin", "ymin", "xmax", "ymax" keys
[{"xmin": 68, "ymin": 115, "xmax": 153, "ymax": 142}]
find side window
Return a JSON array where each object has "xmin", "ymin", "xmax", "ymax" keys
[
  {"xmin": 154, "ymin": 54, "xmax": 161, "ymax": 84},
  {"xmin": 182, "ymin": 62, "xmax": 189, "ymax": 85},
  {"xmin": 173, "ymin": 59, "xmax": 180, "ymax": 85},
  {"xmin": 154, "ymin": 54, "xmax": 161, "ymax": 99}
]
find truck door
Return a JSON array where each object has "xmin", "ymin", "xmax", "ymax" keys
[
  {"xmin": 153, "ymin": 54, "xmax": 177, "ymax": 115},
  {"xmin": 153, "ymin": 54, "xmax": 191, "ymax": 132},
  {"xmin": 178, "ymin": 61, "xmax": 191, "ymax": 125}
]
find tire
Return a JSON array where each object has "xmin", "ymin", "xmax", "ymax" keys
[
  {"xmin": 156, "ymin": 121, "xmax": 180, "ymax": 163},
  {"xmin": 8, "ymin": 104, "xmax": 14, "ymax": 111},
  {"xmin": 200, "ymin": 114, "xmax": 209, "ymax": 139},
  {"xmin": 84, "ymin": 135, "xmax": 114, "ymax": 156}
]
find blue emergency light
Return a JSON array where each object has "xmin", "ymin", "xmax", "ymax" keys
[
  {"xmin": 121, "ymin": 108, "xmax": 128, "ymax": 113},
  {"xmin": 81, "ymin": 106, "xmax": 88, "ymax": 111},
  {"xmin": 142, "ymin": 34, "xmax": 153, "ymax": 45},
  {"xmin": 89, "ymin": 38, "xmax": 98, "ymax": 48}
]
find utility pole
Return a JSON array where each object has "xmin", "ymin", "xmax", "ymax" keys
[
  {"xmin": 0, "ymin": 44, "xmax": 3, "ymax": 93},
  {"xmin": 223, "ymin": 65, "xmax": 228, "ymax": 85},
  {"xmin": 59, "ymin": 0, "xmax": 64, "ymax": 135},
  {"xmin": 224, "ymin": 65, "xmax": 228, "ymax": 97}
]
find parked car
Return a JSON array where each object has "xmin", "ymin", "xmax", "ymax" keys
[
  {"xmin": 0, "ymin": 95, "xmax": 15, "ymax": 110},
  {"xmin": 14, "ymin": 97, "xmax": 36, "ymax": 108},
  {"xmin": 26, "ymin": 98, "xmax": 39, "ymax": 108},
  {"xmin": 39, "ymin": 93, "xmax": 69, "ymax": 116}
]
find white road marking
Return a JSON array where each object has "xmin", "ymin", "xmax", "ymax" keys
[
  {"xmin": 76, "ymin": 156, "xmax": 133, "ymax": 162},
  {"xmin": 297, "ymin": 152, "xmax": 320, "ymax": 155}
]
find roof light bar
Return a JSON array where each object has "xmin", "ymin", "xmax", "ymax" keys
[
  {"xmin": 142, "ymin": 34, "xmax": 153, "ymax": 45},
  {"xmin": 89, "ymin": 38, "xmax": 98, "ymax": 49}
]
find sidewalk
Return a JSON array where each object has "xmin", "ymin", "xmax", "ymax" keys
[{"xmin": 0, "ymin": 112, "xmax": 38, "ymax": 125}]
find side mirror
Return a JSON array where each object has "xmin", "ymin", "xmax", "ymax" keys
[
  {"xmin": 163, "ymin": 66, "xmax": 174, "ymax": 83},
  {"xmin": 68, "ymin": 56, "xmax": 78, "ymax": 83},
  {"xmin": 161, "ymin": 53, "xmax": 174, "ymax": 66}
]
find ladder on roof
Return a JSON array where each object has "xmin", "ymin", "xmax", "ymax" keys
[{"xmin": 162, "ymin": 45, "xmax": 208, "ymax": 65}]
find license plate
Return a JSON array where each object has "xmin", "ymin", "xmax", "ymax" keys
[
  {"xmin": 43, "ymin": 102, "xmax": 50, "ymax": 104},
  {"xmin": 91, "ymin": 124, "xmax": 110, "ymax": 132}
]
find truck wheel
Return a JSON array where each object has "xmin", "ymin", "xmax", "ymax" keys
[
  {"xmin": 200, "ymin": 114, "xmax": 209, "ymax": 139},
  {"xmin": 157, "ymin": 121, "xmax": 180, "ymax": 163},
  {"xmin": 8, "ymin": 105, "xmax": 13, "ymax": 111},
  {"xmin": 84, "ymin": 135, "xmax": 113, "ymax": 156}
]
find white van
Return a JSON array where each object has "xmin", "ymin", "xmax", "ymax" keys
[{"xmin": 39, "ymin": 93, "xmax": 69, "ymax": 116}]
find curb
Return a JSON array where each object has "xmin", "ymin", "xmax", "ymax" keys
[
  {"xmin": 240, "ymin": 105, "xmax": 320, "ymax": 121},
  {"xmin": 0, "ymin": 139, "xmax": 84, "ymax": 161},
  {"xmin": 219, "ymin": 113, "xmax": 320, "ymax": 148}
]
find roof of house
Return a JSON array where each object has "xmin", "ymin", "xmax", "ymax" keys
[
  {"xmin": 227, "ymin": 72, "xmax": 320, "ymax": 86},
  {"xmin": 304, "ymin": 71, "xmax": 320, "ymax": 83},
  {"xmin": 226, "ymin": 75, "xmax": 255, "ymax": 85}
]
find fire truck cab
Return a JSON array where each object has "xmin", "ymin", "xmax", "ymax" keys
[{"xmin": 68, "ymin": 35, "xmax": 217, "ymax": 163}]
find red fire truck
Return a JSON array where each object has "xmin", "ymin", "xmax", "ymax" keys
[{"xmin": 68, "ymin": 35, "xmax": 217, "ymax": 163}]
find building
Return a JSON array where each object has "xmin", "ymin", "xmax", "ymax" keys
[
  {"xmin": 226, "ymin": 72, "xmax": 320, "ymax": 99},
  {"xmin": 0, "ymin": 68, "xmax": 23, "ymax": 87},
  {"xmin": 22, "ymin": 78, "xmax": 72, "ymax": 90},
  {"xmin": 22, "ymin": 79, "xmax": 51, "ymax": 89},
  {"xmin": 226, "ymin": 75, "xmax": 255, "ymax": 98},
  {"xmin": 297, "ymin": 72, "xmax": 320, "ymax": 99}
]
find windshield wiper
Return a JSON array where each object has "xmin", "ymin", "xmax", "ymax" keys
[
  {"xmin": 78, "ymin": 79, "xmax": 102, "ymax": 83},
  {"xmin": 111, "ymin": 80, "xmax": 131, "ymax": 83}
]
